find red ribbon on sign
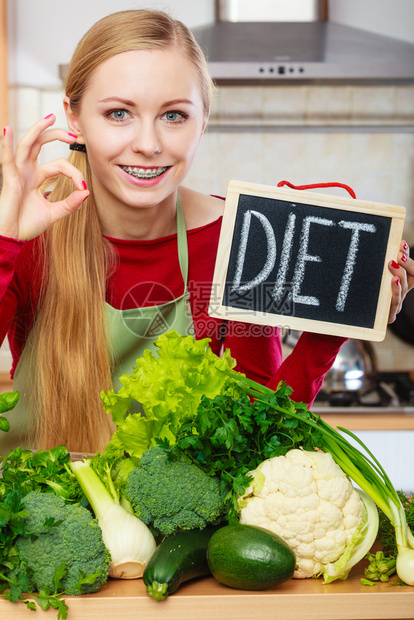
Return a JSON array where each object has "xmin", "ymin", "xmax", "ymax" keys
[{"xmin": 277, "ymin": 180, "xmax": 356, "ymax": 200}]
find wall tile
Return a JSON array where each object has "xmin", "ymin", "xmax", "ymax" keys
[
  {"xmin": 38, "ymin": 89, "xmax": 69, "ymax": 164},
  {"xmin": 40, "ymin": 89, "xmax": 65, "ymax": 122},
  {"xmin": 392, "ymin": 133, "xmax": 414, "ymax": 181},
  {"xmin": 378, "ymin": 330, "xmax": 414, "ymax": 372},
  {"xmin": 185, "ymin": 131, "xmax": 221, "ymax": 194},
  {"xmin": 306, "ymin": 86, "xmax": 352, "ymax": 125},
  {"xmin": 16, "ymin": 87, "xmax": 41, "ymax": 131},
  {"xmin": 216, "ymin": 132, "xmax": 265, "ymax": 191},
  {"xmin": 351, "ymin": 86, "xmax": 397, "ymax": 124},
  {"xmin": 349, "ymin": 133, "xmax": 394, "ymax": 176},
  {"xmin": 305, "ymin": 132, "xmax": 351, "ymax": 181},
  {"xmin": 262, "ymin": 86, "xmax": 308, "ymax": 124},
  {"xmin": 263, "ymin": 132, "xmax": 307, "ymax": 184},
  {"xmin": 215, "ymin": 86, "xmax": 264, "ymax": 124},
  {"xmin": 395, "ymin": 87, "xmax": 414, "ymax": 122},
  {"xmin": 0, "ymin": 340, "xmax": 12, "ymax": 374},
  {"xmin": 349, "ymin": 171, "xmax": 393, "ymax": 204}
]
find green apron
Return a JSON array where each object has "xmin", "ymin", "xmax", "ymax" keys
[{"xmin": 4, "ymin": 197, "xmax": 194, "ymax": 454}]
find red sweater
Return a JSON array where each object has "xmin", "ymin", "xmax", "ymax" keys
[{"xmin": 0, "ymin": 216, "xmax": 345, "ymax": 405}]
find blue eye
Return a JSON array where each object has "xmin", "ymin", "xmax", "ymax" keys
[
  {"xmin": 105, "ymin": 109, "xmax": 130, "ymax": 121},
  {"xmin": 112, "ymin": 110, "xmax": 128, "ymax": 120},
  {"xmin": 162, "ymin": 111, "xmax": 188, "ymax": 123},
  {"xmin": 164, "ymin": 112, "xmax": 179, "ymax": 121}
]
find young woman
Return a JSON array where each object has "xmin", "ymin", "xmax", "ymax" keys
[{"xmin": 0, "ymin": 10, "xmax": 412, "ymax": 454}]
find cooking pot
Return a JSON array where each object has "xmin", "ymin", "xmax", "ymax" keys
[
  {"xmin": 283, "ymin": 331, "xmax": 377, "ymax": 392},
  {"xmin": 321, "ymin": 338, "xmax": 377, "ymax": 392}
]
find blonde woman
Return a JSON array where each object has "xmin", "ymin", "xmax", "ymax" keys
[{"xmin": 0, "ymin": 10, "xmax": 411, "ymax": 454}]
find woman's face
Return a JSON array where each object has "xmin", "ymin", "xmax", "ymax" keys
[{"xmin": 66, "ymin": 47, "xmax": 206, "ymax": 219}]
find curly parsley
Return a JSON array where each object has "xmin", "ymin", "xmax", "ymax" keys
[{"xmin": 160, "ymin": 382, "xmax": 323, "ymax": 520}]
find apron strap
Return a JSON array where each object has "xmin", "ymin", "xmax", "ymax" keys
[{"xmin": 176, "ymin": 194, "xmax": 189, "ymax": 288}]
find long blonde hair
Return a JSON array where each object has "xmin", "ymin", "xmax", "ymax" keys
[{"xmin": 28, "ymin": 10, "xmax": 215, "ymax": 452}]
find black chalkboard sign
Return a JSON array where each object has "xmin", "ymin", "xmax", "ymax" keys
[{"xmin": 209, "ymin": 181, "xmax": 406, "ymax": 341}]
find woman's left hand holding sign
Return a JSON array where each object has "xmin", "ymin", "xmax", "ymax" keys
[{"xmin": 388, "ymin": 240, "xmax": 414, "ymax": 323}]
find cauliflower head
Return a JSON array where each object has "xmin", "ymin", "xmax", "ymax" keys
[{"xmin": 238, "ymin": 449, "xmax": 365, "ymax": 579}]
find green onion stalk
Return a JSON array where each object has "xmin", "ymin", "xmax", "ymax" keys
[{"xmin": 228, "ymin": 374, "xmax": 414, "ymax": 586}]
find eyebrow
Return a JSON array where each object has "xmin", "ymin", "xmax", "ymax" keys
[{"xmin": 98, "ymin": 97, "xmax": 195, "ymax": 107}]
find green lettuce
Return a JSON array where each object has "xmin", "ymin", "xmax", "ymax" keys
[{"xmin": 100, "ymin": 330, "xmax": 238, "ymax": 461}]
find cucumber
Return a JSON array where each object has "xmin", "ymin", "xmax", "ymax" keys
[
  {"xmin": 143, "ymin": 526, "xmax": 220, "ymax": 600},
  {"xmin": 207, "ymin": 523, "xmax": 296, "ymax": 590}
]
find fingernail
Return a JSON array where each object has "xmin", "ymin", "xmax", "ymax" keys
[
  {"xmin": 404, "ymin": 242, "xmax": 409, "ymax": 251},
  {"xmin": 391, "ymin": 260, "xmax": 399, "ymax": 269},
  {"xmin": 401, "ymin": 253, "xmax": 407, "ymax": 262},
  {"xmin": 3, "ymin": 127, "xmax": 6, "ymax": 135},
  {"xmin": 396, "ymin": 277, "xmax": 400, "ymax": 287},
  {"xmin": 68, "ymin": 133, "xmax": 78, "ymax": 139},
  {"xmin": 81, "ymin": 181, "xmax": 88, "ymax": 190},
  {"xmin": 44, "ymin": 113, "xmax": 54, "ymax": 119}
]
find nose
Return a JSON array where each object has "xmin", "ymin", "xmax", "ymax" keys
[{"xmin": 131, "ymin": 120, "xmax": 161, "ymax": 157}]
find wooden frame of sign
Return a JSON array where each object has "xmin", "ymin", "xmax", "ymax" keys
[{"xmin": 209, "ymin": 181, "xmax": 406, "ymax": 341}]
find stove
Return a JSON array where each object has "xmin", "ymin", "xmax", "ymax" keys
[{"xmin": 313, "ymin": 371, "xmax": 414, "ymax": 413}]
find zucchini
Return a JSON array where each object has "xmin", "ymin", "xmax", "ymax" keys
[
  {"xmin": 207, "ymin": 523, "xmax": 296, "ymax": 590},
  {"xmin": 143, "ymin": 526, "xmax": 220, "ymax": 600}
]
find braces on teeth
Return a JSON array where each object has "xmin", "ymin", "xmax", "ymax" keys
[{"xmin": 121, "ymin": 166, "xmax": 168, "ymax": 179}]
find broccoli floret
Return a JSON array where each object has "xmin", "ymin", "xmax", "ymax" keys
[
  {"xmin": 123, "ymin": 446, "xmax": 227, "ymax": 537},
  {"xmin": 14, "ymin": 491, "xmax": 110, "ymax": 595}
]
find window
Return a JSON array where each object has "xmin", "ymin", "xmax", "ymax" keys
[{"xmin": 217, "ymin": 0, "xmax": 327, "ymax": 22}]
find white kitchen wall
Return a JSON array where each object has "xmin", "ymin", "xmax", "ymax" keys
[
  {"xmin": 6, "ymin": 0, "xmax": 214, "ymax": 87},
  {"xmin": 329, "ymin": 0, "xmax": 414, "ymax": 44}
]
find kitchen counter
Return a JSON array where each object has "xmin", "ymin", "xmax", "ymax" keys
[
  {"xmin": 317, "ymin": 408, "xmax": 414, "ymax": 430},
  {"xmin": 0, "ymin": 560, "xmax": 412, "ymax": 620}
]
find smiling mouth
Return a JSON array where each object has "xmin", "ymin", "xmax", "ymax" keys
[{"xmin": 120, "ymin": 165, "xmax": 169, "ymax": 179}]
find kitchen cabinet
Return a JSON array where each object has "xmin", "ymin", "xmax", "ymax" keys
[{"xmin": 0, "ymin": 559, "xmax": 412, "ymax": 620}]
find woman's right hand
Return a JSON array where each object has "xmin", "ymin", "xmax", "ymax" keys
[{"xmin": 0, "ymin": 114, "xmax": 89, "ymax": 241}]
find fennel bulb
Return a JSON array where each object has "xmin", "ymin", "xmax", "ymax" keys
[{"xmin": 71, "ymin": 460, "xmax": 156, "ymax": 579}]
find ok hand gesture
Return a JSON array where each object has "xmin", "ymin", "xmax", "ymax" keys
[{"xmin": 0, "ymin": 114, "xmax": 89, "ymax": 241}]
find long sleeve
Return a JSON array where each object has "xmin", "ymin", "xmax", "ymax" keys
[
  {"xmin": 0, "ymin": 235, "xmax": 27, "ymax": 343},
  {"xmin": 220, "ymin": 323, "xmax": 283, "ymax": 385},
  {"xmin": 266, "ymin": 332, "xmax": 347, "ymax": 405},
  {"xmin": 220, "ymin": 321, "xmax": 346, "ymax": 406},
  {"xmin": 0, "ymin": 235, "xmax": 38, "ymax": 377}
]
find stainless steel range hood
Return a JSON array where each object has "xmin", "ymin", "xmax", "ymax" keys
[{"xmin": 192, "ymin": 20, "xmax": 414, "ymax": 84}]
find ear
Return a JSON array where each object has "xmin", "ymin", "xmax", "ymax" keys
[
  {"xmin": 199, "ymin": 117, "xmax": 207, "ymax": 143},
  {"xmin": 63, "ymin": 96, "xmax": 85, "ymax": 144}
]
